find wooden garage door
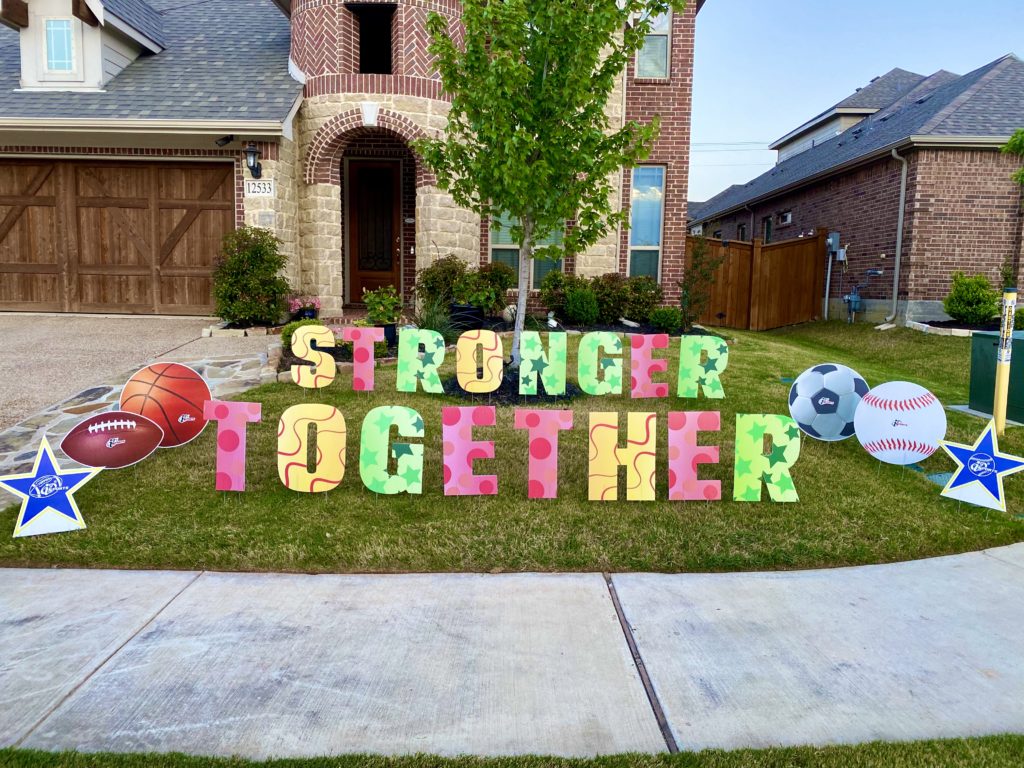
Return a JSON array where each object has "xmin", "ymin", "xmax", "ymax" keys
[{"xmin": 0, "ymin": 160, "xmax": 235, "ymax": 314}]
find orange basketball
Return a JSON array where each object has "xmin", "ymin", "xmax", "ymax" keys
[{"xmin": 119, "ymin": 363, "xmax": 211, "ymax": 448}]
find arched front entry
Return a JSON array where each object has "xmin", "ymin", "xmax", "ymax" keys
[{"xmin": 305, "ymin": 109, "xmax": 436, "ymax": 306}]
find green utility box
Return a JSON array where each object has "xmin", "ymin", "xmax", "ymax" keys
[{"xmin": 969, "ymin": 331, "xmax": 1024, "ymax": 421}]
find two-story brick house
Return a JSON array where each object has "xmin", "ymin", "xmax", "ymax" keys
[
  {"xmin": 0, "ymin": 0, "xmax": 702, "ymax": 316},
  {"xmin": 690, "ymin": 54, "xmax": 1024, "ymax": 324}
]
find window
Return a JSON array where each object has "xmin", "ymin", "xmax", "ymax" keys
[
  {"xmin": 351, "ymin": 4, "xmax": 394, "ymax": 75},
  {"xmin": 737, "ymin": 223, "xmax": 748, "ymax": 241},
  {"xmin": 712, "ymin": 230, "xmax": 722, "ymax": 239},
  {"xmin": 762, "ymin": 215, "xmax": 773, "ymax": 244},
  {"xmin": 629, "ymin": 166, "xmax": 665, "ymax": 278},
  {"xmin": 45, "ymin": 19, "xmax": 75, "ymax": 73},
  {"xmin": 778, "ymin": 211, "xmax": 793, "ymax": 226},
  {"xmin": 490, "ymin": 212, "xmax": 563, "ymax": 288},
  {"xmin": 636, "ymin": 13, "xmax": 670, "ymax": 79}
]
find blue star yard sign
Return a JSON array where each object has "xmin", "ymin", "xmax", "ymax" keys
[
  {"xmin": 0, "ymin": 438, "xmax": 100, "ymax": 538},
  {"xmin": 939, "ymin": 421, "xmax": 1024, "ymax": 512}
]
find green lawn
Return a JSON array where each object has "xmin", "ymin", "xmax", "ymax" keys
[
  {"xmin": 4, "ymin": 736, "xmax": 1024, "ymax": 768},
  {"xmin": 1, "ymin": 321, "xmax": 1022, "ymax": 573}
]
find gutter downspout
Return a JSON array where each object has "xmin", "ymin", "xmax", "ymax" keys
[{"xmin": 887, "ymin": 148, "xmax": 909, "ymax": 323}]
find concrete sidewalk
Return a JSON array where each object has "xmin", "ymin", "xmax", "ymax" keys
[{"xmin": 2, "ymin": 545, "xmax": 1024, "ymax": 759}]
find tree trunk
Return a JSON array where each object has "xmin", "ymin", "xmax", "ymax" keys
[{"xmin": 510, "ymin": 218, "xmax": 534, "ymax": 369}]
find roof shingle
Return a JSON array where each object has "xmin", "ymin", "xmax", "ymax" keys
[
  {"xmin": 0, "ymin": 0, "xmax": 300, "ymax": 124},
  {"xmin": 693, "ymin": 54, "xmax": 1024, "ymax": 223}
]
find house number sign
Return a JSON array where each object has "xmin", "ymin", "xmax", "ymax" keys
[{"xmin": 245, "ymin": 179, "xmax": 275, "ymax": 197}]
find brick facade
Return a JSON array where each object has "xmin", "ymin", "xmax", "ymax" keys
[
  {"xmin": 619, "ymin": 4, "xmax": 697, "ymax": 302},
  {"xmin": 706, "ymin": 147, "xmax": 1024, "ymax": 320},
  {"xmin": 0, "ymin": 2, "xmax": 698, "ymax": 317}
]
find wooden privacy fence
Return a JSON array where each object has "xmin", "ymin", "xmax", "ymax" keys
[{"xmin": 687, "ymin": 231, "xmax": 828, "ymax": 331}]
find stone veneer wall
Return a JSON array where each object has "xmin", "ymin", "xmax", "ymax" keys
[
  {"xmin": 294, "ymin": 93, "xmax": 481, "ymax": 312},
  {"xmin": 243, "ymin": 138, "xmax": 300, "ymax": 289}
]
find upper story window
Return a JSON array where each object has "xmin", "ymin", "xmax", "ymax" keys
[
  {"xmin": 762, "ymin": 216, "xmax": 774, "ymax": 244},
  {"xmin": 629, "ymin": 166, "xmax": 666, "ymax": 278},
  {"xmin": 45, "ymin": 19, "xmax": 75, "ymax": 73},
  {"xmin": 350, "ymin": 3, "xmax": 395, "ymax": 75},
  {"xmin": 636, "ymin": 12, "xmax": 670, "ymax": 79}
]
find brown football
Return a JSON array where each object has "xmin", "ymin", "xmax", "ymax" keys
[{"xmin": 60, "ymin": 411, "xmax": 164, "ymax": 470}]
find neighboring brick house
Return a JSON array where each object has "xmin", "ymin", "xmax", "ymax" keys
[
  {"xmin": 689, "ymin": 54, "xmax": 1024, "ymax": 323},
  {"xmin": 0, "ymin": 0, "xmax": 703, "ymax": 316}
]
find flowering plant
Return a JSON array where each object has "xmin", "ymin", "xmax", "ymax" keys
[{"xmin": 288, "ymin": 295, "xmax": 321, "ymax": 313}]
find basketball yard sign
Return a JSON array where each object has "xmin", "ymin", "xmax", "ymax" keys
[{"xmin": 1, "ymin": 327, "xmax": 1018, "ymax": 538}]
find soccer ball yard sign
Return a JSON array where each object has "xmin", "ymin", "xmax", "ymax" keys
[{"xmin": 788, "ymin": 364, "xmax": 869, "ymax": 441}]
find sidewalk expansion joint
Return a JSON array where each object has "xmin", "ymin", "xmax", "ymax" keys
[
  {"xmin": 13, "ymin": 570, "xmax": 206, "ymax": 748},
  {"xmin": 983, "ymin": 550, "xmax": 1024, "ymax": 571},
  {"xmin": 603, "ymin": 573, "xmax": 679, "ymax": 753}
]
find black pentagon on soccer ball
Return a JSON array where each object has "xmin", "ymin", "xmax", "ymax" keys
[
  {"xmin": 801, "ymin": 421, "xmax": 822, "ymax": 438},
  {"xmin": 841, "ymin": 421, "xmax": 856, "ymax": 438},
  {"xmin": 789, "ymin": 385, "xmax": 799, "ymax": 406},
  {"xmin": 811, "ymin": 388, "xmax": 840, "ymax": 414},
  {"xmin": 854, "ymin": 378, "xmax": 869, "ymax": 397},
  {"xmin": 812, "ymin": 364, "xmax": 838, "ymax": 375}
]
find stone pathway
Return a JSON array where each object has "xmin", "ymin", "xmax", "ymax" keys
[
  {"xmin": 1, "ymin": 546, "xmax": 1023, "ymax": 757},
  {"xmin": 0, "ymin": 350, "xmax": 279, "ymax": 509}
]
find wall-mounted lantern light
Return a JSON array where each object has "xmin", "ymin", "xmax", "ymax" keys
[{"xmin": 245, "ymin": 142, "xmax": 263, "ymax": 179}]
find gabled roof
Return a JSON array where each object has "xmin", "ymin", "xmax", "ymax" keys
[
  {"xmin": 0, "ymin": 0, "xmax": 301, "ymax": 129},
  {"xmin": 103, "ymin": 0, "xmax": 167, "ymax": 50},
  {"xmin": 693, "ymin": 54, "xmax": 1024, "ymax": 224},
  {"xmin": 769, "ymin": 68, "xmax": 930, "ymax": 150}
]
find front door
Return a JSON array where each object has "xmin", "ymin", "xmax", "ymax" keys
[{"xmin": 347, "ymin": 160, "xmax": 401, "ymax": 302}]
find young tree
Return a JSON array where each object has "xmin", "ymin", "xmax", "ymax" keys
[
  {"xmin": 416, "ymin": 0, "xmax": 686, "ymax": 366},
  {"xmin": 1003, "ymin": 128, "xmax": 1024, "ymax": 188}
]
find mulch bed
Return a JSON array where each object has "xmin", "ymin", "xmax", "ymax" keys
[
  {"xmin": 922, "ymin": 319, "xmax": 1002, "ymax": 332},
  {"xmin": 478, "ymin": 318, "xmax": 715, "ymax": 337},
  {"xmin": 440, "ymin": 373, "xmax": 586, "ymax": 405},
  {"xmin": 278, "ymin": 344, "xmax": 398, "ymax": 373}
]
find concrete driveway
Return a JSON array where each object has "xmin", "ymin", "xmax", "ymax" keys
[{"xmin": 0, "ymin": 314, "xmax": 272, "ymax": 431}]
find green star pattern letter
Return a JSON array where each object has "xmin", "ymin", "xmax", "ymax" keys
[
  {"xmin": 519, "ymin": 332, "xmax": 567, "ymax": 395},
  {"xmin": 678, "ymin": 336, "xmax": 729, "ymax": 399},
  {"xmin": 733, "ymin": 414, "xmax": 801, "ymax": 503},
  {"xmin": 396, "ymin": 330, "xmax": 446, "ymax": 393},
  {"xmin": 578, "ymin": 333, "xmax": 623, "ymax": 396},
  {"xmin": 359, "ymin": 406, "xmax": 425, "ymax": 495}
]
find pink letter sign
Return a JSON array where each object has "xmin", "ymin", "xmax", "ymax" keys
[
  {"xmin": 343, "ymin": 326, "xmax": 385, "ymax": 392},
  {"xmin": 203, "ymin": 400, "xmax": 262, "ymax": 492},
  {"xmin": 442, "ymin": 406, "xmax": 497, "ymax": 496},
  {"xmin": 630, "ymin": 334, "xmax": 670, "ymax": 399},
  {"xmin": 667, "ymin": 411, "xmax": 721, "ymax": 501},
  {"xmin": 514, "ymin": 409, "xmax": 574, "ymax": 499}
]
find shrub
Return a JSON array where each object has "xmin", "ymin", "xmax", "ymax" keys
[
  {"xmin": 539, "ymin": 270, "xmax": 572, "ymax": 316},
  {"xmin": 650, "ymin": 306, "xmax": 684, "ymax": 334},
  {"xmin": 591, "ymin": 273, "xmax": 629, "ymax": 324},
  {"xmin": 281, "ymin": 319, "xmax": 323, "ymax": 354},
  {"xmin": 213, "ymin": 226, "xmax": 290, "ymax": 326},
  {"xmin": 1015, "ymin": 309, "xmax": 1024, "ymax": 331},
  {"xmin": 478, "ymin": 261, "xmax": 517, "ymax": 295},
  {"xmin": 452, "ymin": 272, "xmax": 503, "ymax": 315},
  {"xmin": 415, "ymin": 255, "xmax": 467, "ymax": 304},
  {"xmin": 623, "ymin": 275, "xmax": 663, "ymax": 323},
  {"xmin": 363, "ymin": 285, "xmax": 403, "ymax": 325},
  {"xmin": 413, "ymin": 298, "xmax": 460, "ymax": 345},
  {"xmin": 943, "ymin": 272, "xmax": 998, "ymax": 325},
  {"xmin": 564, "ymin": 283, "xmax": 600, "ymax": 326}
]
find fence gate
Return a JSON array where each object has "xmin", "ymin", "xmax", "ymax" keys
[{"xmin": 688, "ymin": 231, "xmax": 828, "ymax": 331}]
